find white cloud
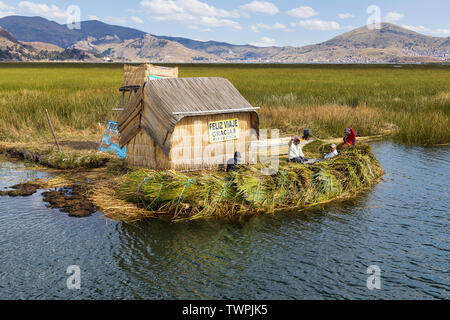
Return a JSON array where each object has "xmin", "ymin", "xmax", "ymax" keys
[
  {"xmin": 18, "ymin": 1, "xmax": 70, "ymax": 20},
  {"xmin": 240, "ymin": 1, "xmax": 279, "ymax": 15},
  {"xmin": 140, "ymin": 0, "xmax": 241, "ymax": 30},
  {"xmin": 402, "ymin": 25, "xmax": 429, "ymax": 33},
  {"xmin": 249, "ymin": 22, "xmax": 286, "ymax": 32},
  {"xmin": 295, "ymin": 19, "xmax": 341, "ymax": 31},
  {"xmin": 432, "ymin": 28, "xmax": 450, "ymax": 35},
  {"xmin": 188, "ymin": 25, "xmax": 212, "ymax": 32},
  {"xmin": 250, "ymin": 36, "xmax": 275, "ymax": 47},
  {"xmin": 141, "ymin": 0, "xmax": 239, "ymax": 19},
  {"xmin": 195, "ymin": 16, "xmax": 241, "ymax": 30},
  {"xmin": 0, "ymin": 1, "xmax": 13, "ymax": 10},
  {"xmin": 402, "ymin": 25, "xmax": 450, "ymax": 36},
  {"xmin": 131, "ymin": 16, "xmax": 144, "ymax": 24},
  {"xmin": 0, "ymin": 10, "xmax": 14, "ymax": 18},
  {"xmin": 0, "ymin": 1, "xmax": 14, "ymax": 18},
  {"xmin": 288, "ymin": 6, "xmax": 318, "ymax": 19},
  {"xmin": 249, "ymin": 24, "xmax": 260, "ymax": 32},
  {"xmin": 384, "ymin": 11, "xmax": 404, "ymax": 23},
  {"xmin": 338, "ymin": 13, "xmax": 354, "ymax": 19},
  {"xmin": 104, "ymin": 16, "xmax": 127, "ymax": 25},
  {"xmin": 88, "ymin": 15, "xmax": 100, "ymax": 20}
]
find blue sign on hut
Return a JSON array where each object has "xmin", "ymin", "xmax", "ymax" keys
[{"xmin": 118, "ymin": 77, "xmax": 260, "ymax": 171}]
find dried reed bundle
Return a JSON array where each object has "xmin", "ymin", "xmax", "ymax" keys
[{"xmin": 117, "ymin": 144, "xmax": 383, "ymax": 220}]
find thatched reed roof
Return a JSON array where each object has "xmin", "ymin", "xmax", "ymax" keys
[{"xmin": 118, "ymin": 77, "xmax": 259, "ymax": 155}]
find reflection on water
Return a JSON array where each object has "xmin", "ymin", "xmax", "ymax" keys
[{"xmin": 0, "ymin": 142, "xmax": 449, "ymax": 299}]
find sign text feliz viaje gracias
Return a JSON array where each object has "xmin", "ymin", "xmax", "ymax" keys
[{"xmin": 208, "ymin": 118, "xmax": 240, "ymax": 143}]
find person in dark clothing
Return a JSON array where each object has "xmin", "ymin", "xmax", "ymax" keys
[{"xmin": 227, "ymin": 152, "xmax": 242, "ymax": 172}]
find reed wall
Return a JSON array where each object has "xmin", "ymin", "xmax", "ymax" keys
[{"xmin": 125, "ymin": 112, "xmax": 258, "ymax": 171}]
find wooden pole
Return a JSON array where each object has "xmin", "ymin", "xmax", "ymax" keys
[
  {"xmin": 119, "ymin": 91, "xmax": 124, "ymax": 109},
  {"xmin": 45, "ymin": 109, "xmax": 62, "ymax": 153}
]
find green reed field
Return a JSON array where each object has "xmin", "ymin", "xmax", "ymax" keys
[{"xmin": 0, "ymin": 63, "xmax": 448, "ymax": 146}]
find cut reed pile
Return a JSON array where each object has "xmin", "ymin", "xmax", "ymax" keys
[
  {"xmin": 0, "ymin": 144, "xmax": 110, "ymax": 169},
  {"xmin": 118, "ymin": 144, "xmax": 383, "ymax": 220}
]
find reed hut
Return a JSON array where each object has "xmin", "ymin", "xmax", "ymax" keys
[{"xmin": 118, "ymin": 77, "xmax": 260, "ymax": 171}]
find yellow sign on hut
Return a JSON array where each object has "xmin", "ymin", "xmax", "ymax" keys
[{"xmin": 208, "ymin": 118, "xmax": 240, "ymax": 143}]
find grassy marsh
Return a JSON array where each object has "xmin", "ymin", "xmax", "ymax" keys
[{"xmin": 0, "ymin": 63, "xmax": 448, "ymax": 146}]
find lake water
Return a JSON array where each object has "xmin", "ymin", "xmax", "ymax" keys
[{"xmin": 0, "ymin": 142, "xmax": 448, "ymax": 300}]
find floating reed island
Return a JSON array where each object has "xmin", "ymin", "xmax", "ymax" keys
[
  {"xmin": 95, "ymin": 65, "xmax": 384, "ymax": 221},
  {"xmin": 1, "ymin": 142, "xmax": 383, "ymax": 221},
  {"xmin": 112, "ymin": 143, "xmax": 383, "ymax": 221}
]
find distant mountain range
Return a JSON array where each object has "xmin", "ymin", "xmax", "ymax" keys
[
  {"xmin": 0, "ymin": 16, "xmax": 145, "ymax": 47},
  {"xmin": 0, "ymin": 25, "xmax": 99, "ymax": 62},
  {"xmin": 0, "ymin": 15, "xmax": 448, "ymax": 63}
]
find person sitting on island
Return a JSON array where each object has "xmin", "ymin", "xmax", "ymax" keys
[
  {"xmin": 288, "ymin": 137, "xmax": 307, "ymax": 164},
  {"xmin": 324, "ymin": 144, "xmax": 338, "ymax": 160},
  {"xmin": 227, "ymin": 151, "xmax": 242, "ymax": 172},
  {"xmin": 339, "ymin": 127, "xmax": 356, "ymax": 150},
  {"xmin": 288, "ymin": 135, "xmax": 295, "ymax": 148}
]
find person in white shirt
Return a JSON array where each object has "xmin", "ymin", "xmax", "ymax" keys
[
  {"xmin": 324, "ymin": 144, "xmax": 338, "ymax": 160},
  {"xmin": 289, "ymin": 137, "xmax": 307, "ymax": 163}
]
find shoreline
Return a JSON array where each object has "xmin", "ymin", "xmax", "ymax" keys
[{"xmin": 1, "ymin": 137, "xmax": 384, "ymax": 222}]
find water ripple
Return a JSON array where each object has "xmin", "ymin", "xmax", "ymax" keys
[{"xmin": 0, "ymin": 143, "xmax": 449, "ymax": 299}]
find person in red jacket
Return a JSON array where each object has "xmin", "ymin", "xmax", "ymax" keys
[{"xmin": 339, "ymin": 127, "xmax": 356, "ymax": 150}]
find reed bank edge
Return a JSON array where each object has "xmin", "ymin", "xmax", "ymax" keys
[{"xmin": 182, "ymin": 304, "xmax": 268, "ymax": 317}]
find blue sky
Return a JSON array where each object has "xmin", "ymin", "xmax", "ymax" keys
[{"xmin": 1, "ymin": 0, "xmax": 449, "ymax": 46}]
